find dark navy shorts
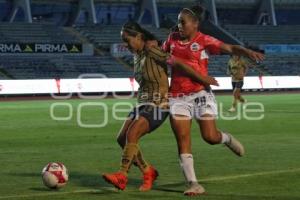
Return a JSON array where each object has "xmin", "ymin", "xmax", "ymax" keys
[
  {"xmin": 128, "ymin": 105, "xmax": 169, "ymax": 133},
  {"xmin": 232, "ymin": 81, "xmax": 244, "ymax": 89}
]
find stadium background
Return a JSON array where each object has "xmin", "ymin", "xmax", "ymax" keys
[{"xmin": 0, "ymin": 0, "xmax": 299, "ymax": 200}]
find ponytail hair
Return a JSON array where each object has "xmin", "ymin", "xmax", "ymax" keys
[{"xmin": 121, "ymin": 21, "xmax": 158, "ymax": 42}]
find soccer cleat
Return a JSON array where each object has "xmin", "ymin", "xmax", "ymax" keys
[
  {"xmin": 183, "ymin": 182, "xmax": 205, "ymax": 196},
  {"xmin": 225, "ymin": 134, "xmax": 245, "ymax": 156},
  {"xmin": 139, "ymin": 166, "xmax": 159, "ymax": 191},
  {"xmin": 228, "ymin": 107, "xmax": 236, "ymax": 112},
  {"xmin": 102, "ymin": 172, "xmax": 128, "ymax": 190}
]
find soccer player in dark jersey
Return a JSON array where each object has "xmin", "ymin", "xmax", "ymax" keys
[
  {"xmin": 163, "ymin": 5, "xmax": 265, "ymax": 196},
  {"xmin": 102, "ymin": 21, "xmax": 218, "ymax": 191},
  {"xmin": 227, "ymin": 55, "xmax": 249, "ymax": 112}
]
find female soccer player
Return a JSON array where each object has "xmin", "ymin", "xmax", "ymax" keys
[
  {"xmin": 102, "ymin": 21, "xmax": 218, "ymax": 191},
  {"xmin": 227, "ymin": 55, "xmax": 249, "ymax": 112},
  {"xmin": 163, "ymin": 5, "xmax": 265, "ymax": 196}
]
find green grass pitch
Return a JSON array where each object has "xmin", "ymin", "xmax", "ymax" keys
[{"xmin": 0, "ymin": 93, "xmax": 300, "ymax": 200}]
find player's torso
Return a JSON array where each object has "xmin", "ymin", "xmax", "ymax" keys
[
  {"xmin": 169, "ymin": 33, "xmax": 209, "ymax": 95},
  {"xmin": 133, "ymin": 52, "xmax": 169, "ymax": 107},
  {"xmin": 229, "ymin": 59, "xmax": 246, "ymax": 81}
]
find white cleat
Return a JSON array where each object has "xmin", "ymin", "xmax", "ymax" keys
[
  {"xmin": 225, "ymin": 134, "xmax": 245, "ymax": 157},
  {"xmin": 228, "ymin": 107, "xmax": 236, "ymax": 112},
  {"xmin": 183, "ymin": 182, "xmax": 205, "ymax": 196}
]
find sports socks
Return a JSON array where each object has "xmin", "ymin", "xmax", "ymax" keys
[
  {"xmin": 120, "ymin": 143, "xmax": 139, "ymax": 175},
  {"xmin": 119, "ymin": 139, "xmax": 150, "ymax": 174},
  {"xmin": 135, "ymin": 151, "xmax": 151, "ymax": 173},
  {"xmin": 221, "ymin": 132, "xmax": 230, "ymax": 144},
  {"xmin": 179, "ymin": 154, "xmax": 198, "ymax": 183}
]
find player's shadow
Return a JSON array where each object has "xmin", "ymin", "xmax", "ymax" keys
[
  {"xmin": 152, "ymin": 182, "xmax": 185, "ymax": 194},
  {"xmin": 29, "ymin": 187, "xmax": 55, "ymax": 192},
  {"xmin": 6, "ymin": 172, "xmax": 63, "ymax": 192},
  {"xmin": 69, "ymin": 171, "xmax": 106, "ymax": 189},
  {"xmin": 70, "ymin": 172, "xmax": 185, "ymax": 195},
  {"xmin": 6, "ymin": 171, "xmax": 118, "ymax": 195},
  {"xmin": 6, "ymin": 172, "xmax": 188, "ymax": 195},
  {"xmin": 67, "ymin": 171, "xmax": 142, "ymax": 190}
]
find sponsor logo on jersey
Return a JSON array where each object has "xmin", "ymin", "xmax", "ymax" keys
[{"xmin": 190, "ymin": 42, "xmax": 200, "ymax": 51}]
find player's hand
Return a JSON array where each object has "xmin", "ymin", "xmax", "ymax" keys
[
  {"xmin": 203, "ymin": 76, "xmax": 219, "ymax": 86},
  {"xmin": 248, "ymin": 50, "xmax": 265, "ymax": 63},
  {"xmin": 145, "ymin": 40, "xmax": 158, "ymax": 48}
]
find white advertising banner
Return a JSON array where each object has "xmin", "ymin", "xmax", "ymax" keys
[{"xmin": 0, "ymin": 76, "xmax": 299, "ymax": 95}]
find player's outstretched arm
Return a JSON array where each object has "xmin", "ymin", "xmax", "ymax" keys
[
  {"xmin": 220, "ymin": 44, "xmax": 265, "ymax": 63},
  {"xmin": 171, "ymin": 58, "xmax": 219, "ymax": 86}
]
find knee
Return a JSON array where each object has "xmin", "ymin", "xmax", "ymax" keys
[
  {"xmin": 233, "ymin": 92, "xmax": 239, "ymax": 98},
  {"xmin": 116, "ymin": 133, "xmax": 126, "ymax": 147},
  {"xmin": 202, "ymin": 131, "xmax": 221, "ymax": 145}
]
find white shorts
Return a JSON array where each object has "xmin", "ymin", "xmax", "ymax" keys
[{"xmin": 169, "ymin": 90, "xmax": 218, "ymax": 119}]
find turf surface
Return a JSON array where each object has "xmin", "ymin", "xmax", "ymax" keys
[{"xmin": 0, "ymin": 93, "xmax": 300, "ymax": 200}]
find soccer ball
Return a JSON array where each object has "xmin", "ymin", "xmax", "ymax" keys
[{"xmin": 42, "ymin": 162, "xmax": 68, "ymax": 189}]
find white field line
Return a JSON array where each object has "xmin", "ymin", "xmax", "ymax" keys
[{"xmin": 0, "ymin": 168, "xmax": 300, "ymax": 199}]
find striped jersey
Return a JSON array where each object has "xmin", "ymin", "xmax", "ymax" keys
[
  {"xmin": 133, "ymin": 46, "xmax": 169, "ymax": 108},
  {"xmin": 228, "ymin": 57, "xmax": 248, "ymax": 81}
]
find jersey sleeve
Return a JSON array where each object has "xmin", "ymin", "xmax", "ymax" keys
[
  {"xmin": 146, "ymin": 46, "xmax": 170, "ymax": 63},
  {"xmin": 203, "ymin": 34, "xmax": 224, "ymax": 55},
  {"xmin": 227, "ymin": 60, "xmax": 232, "ymax": 75},
  {"xmin": 162, "ymin": 33, "xmax": 172, "ymax": 53}
]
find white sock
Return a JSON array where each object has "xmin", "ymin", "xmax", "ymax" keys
[
  {"xmin": 221, "ymin": 132, "xmax": 230, "ymax": 144},
  {"xmin": 179, "ymin": 154, "xmax": 198, "ymax": 183}
]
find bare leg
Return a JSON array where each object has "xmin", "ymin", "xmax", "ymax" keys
[
  {"xmin": 116, "ymin": 118, "xmax": 133, "ymax": 148},
  {"xmin": 119, "ymin": 116, "xmax": 150, "ymax": 174},
  {"xmin": 170, "ymin": 115, "xmax": 205, "ymax": 195},
  {"xmin": 236, "ymin": 88, "xmax": 245, "ymax": 103},
  {"xmin": 197, "ymin": 115, "xmax": 222, "ymax": 145},
  {"xmin": 116, "ymin": 118, "xmax": 150, "ymax": 173},
  {"xmin": 197, "ymin": 114, "xmax": 245, "ymax": 156},
  {"xmin": 170, "ymin": 115, "xmax": 192, "ymax": 154}
]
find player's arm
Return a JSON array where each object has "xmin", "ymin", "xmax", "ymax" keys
[
  {"xmin": 220, "ymin": 44, "xmax": 265, "ymax": 63},
  {"xmin": 243, "ymin": 60, "xmax": 249, "ymax": 76},
  {"xmin": 227, "ymin": 62, "xmax": 231, "ymax": 76},
  {"xmin": 146, "ymin": 46, "xmax": 218, "ymax": 86},
  {"xmin": 244, "ymin": 65, "xmax": 248, "ymax": 76},
  {"xmin": 171, "ymin": 59, "xmax": 219, "ymax": 86}
]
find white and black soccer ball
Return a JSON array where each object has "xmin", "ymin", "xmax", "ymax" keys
[{"xmin": 42, "ymin": 162, "xmax": 68, "ymax": 189}]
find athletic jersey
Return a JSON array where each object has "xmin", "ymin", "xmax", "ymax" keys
[
  {"xmin": 133, "ymin": 46, "xmax": 169, "ymax": 108},
  {"xmin": 163, "ymin": 31, "xmax": 223, "ymax": 96},
  {"xmin": 227, "ymin": 57, "xmax": 248, "ymax": 81}
]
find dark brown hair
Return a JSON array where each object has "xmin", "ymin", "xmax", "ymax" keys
[
  {"xmin": 121, "ymin": 21, "xmax": 158, "ymax": 42},
  {"xmin": 181, "ymin": 5, "xmax": 206, "ymax": 24}
]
